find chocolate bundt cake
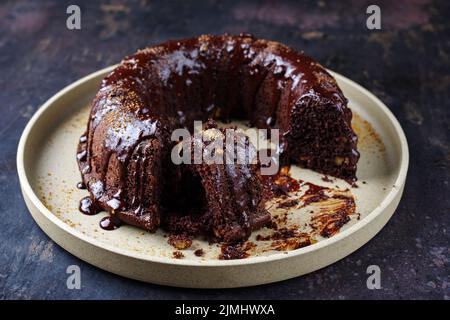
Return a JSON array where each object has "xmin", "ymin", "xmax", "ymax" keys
[{"xmin": 77, "ymin": 34, "xmax": 359, "ymax": 243}]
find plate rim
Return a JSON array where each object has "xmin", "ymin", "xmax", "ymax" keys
[{"xmin": 17, "ymin": 65, "xmax": 409, "ymax": 267}]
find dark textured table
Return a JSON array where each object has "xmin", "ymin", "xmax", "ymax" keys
[{"xmin": 0, "ymin": 0, "xmax": 449, "ymax": 299}]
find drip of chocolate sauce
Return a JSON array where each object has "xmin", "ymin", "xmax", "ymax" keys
[
  {"xmin": 76, "ymin": 181, "xmax": 86, "ymax": 189},
  {"xmin": 99, "ymin": 216, "xmax": 121, "ymax": 230},
  {"xmin": 76, "ymin": 150, "xmax": 87, "ymax": 161},
  {"xmin": 264, "ymin": 170, "xmax": 301, "ymax": 197},
  {"xmin": 78, "ymin": 196, "xmax": 99, "ymax": 215},
  {"xmin": 303, "ymin": 182, "xmax": 327, "ymax": 195}
]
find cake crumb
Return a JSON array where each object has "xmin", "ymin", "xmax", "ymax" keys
[
  {"xmin": 172, "ymin": 251, "xmax": 184, "ymax": 259},
  {"xmin": 194, "ymin": 249, "xmax": 204, "ymax": 257},
  {"xmin": 168, "ymin": 234, "xmax": 193, "ymax": 250}
]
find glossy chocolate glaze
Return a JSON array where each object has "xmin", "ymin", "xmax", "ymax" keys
[
  {"xmin": 78, "ymin": 196, "xmax": 99, "ymax": 215},
  {"xmin": 99, "ymin": 215, "xmax": 121, "ymax": 231},
  {"xmin": 77, "ymin": 34, "xmax": 359, "ymax": 243},
  {"xmin": 76, "ymin": 181, "xmax": 86, "ymax": 190}
]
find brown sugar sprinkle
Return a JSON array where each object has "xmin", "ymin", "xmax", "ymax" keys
[
  {"xmin": 168, "ymin": 234, "xmax": 193, "ymax": 250},
  {"xmin": 172, "ymin": 251, "xmax": 184, "ymax": 259}
]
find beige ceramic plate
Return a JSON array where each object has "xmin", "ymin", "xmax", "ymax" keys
[{"xmin": 17, "ymin": 66, "xmax": 408, "ymax": 288}]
